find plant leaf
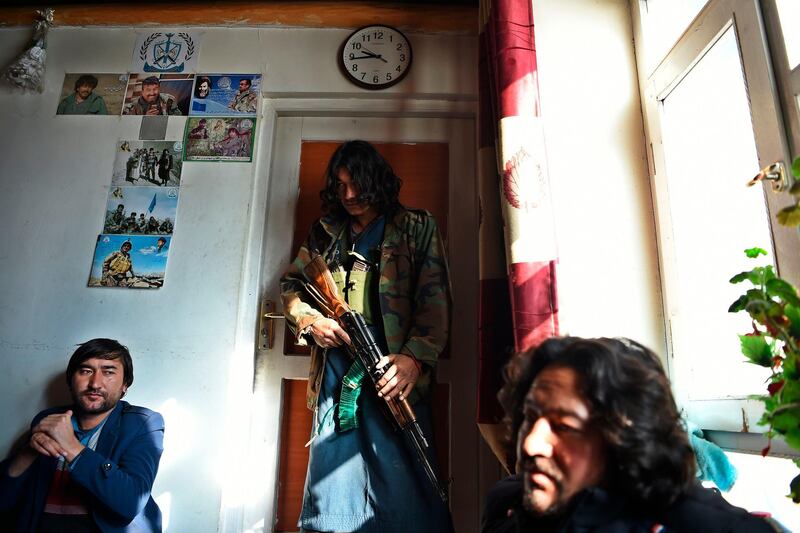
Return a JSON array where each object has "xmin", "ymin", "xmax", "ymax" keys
[
  {"xmin": 763, "ymin": 265, "xmax": 777, "ymax": 283},
  {"xmin": 786, "ymin": 304, "xmax": 800, "ymax": 338},
  {"xmin": 784, "ymin": 353, "xmax": 799, "ymax": 381},
  {"xmin": 792, "ymin": 157, "xmax": 800, "ymax": 179},
  {"xmin": 728, "ymin": 295, "xmax": 749, "ymax": 313},
  {"xmin": 784, "ymin": 429, "xmax": 800, "ymax": 453},
  {"xmin": 739, "ymin": 334, "xmax": 773, "ymax": 367},
  {"xmin": 745, "ymin": 247, "xmax": 768, "ymax": 258},
  {"xmin": 790, "ymin": 181, "xmax": 800, "ymax": 197},
  {"xmin": 781, "ymin": 380, "xmax": 800, "ymax": 403},
  {"xmin": 729, "ymin": 271, "xmax": 757, "ymax": 284},
  {"xmin": 766, "ymin": 278, "xmax": 800, "ymax": 307},
  {"xmin": 777, "ymin": 204, "xmax": 800, "ymax": 227},
  {"xmin": 771, "ymin": 409, "xmax": 800, "ymax": 433}
]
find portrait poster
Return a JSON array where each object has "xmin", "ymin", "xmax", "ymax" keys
[
  {"xmin": 123, "ymin": 73, "xmax": 194, "ymax": 116},
  {"xmin": 132, "ymin": 30, "xmax": 200, "ymax": 73},
  {"xmin": 190, "ymin": 74, "xmax": 261, "ymax": 116},
  {"xmin": 111, "ymin": 140, "xmax": 184, "ymax": 187},
  {"xmin": 56, "ymin": 73, "xmax": 128, "ymax": 115},
  {"xmin": 103, "ymin": 186, "xmax": 178, "ymax": 235},
  {"xmin": 88, "ymin": 234, "xmax": 172, "ymax": 289},
  {"xmin": 183, "ymin": 116, "xmax": 256, "ymax": 162}
]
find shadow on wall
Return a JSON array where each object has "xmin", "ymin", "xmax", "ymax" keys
[{"xmin": 2, "ymin": 372, "xmax": 72, "ymax": 458}]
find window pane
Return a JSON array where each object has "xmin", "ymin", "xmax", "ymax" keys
[
  {"xmin": 638, "ymin": 0, "xmax": 709, "ymax": 75},
  {"xmin": 660, "ymin": 28, "xmax": 773, "ymax": 400},
  {"xmin": 716, "ymin": 452, "xmax": 800, "ymax": 532},
  {"xmin": 775, "ymin": 0, "xmax": 800, "ymax": 70}
]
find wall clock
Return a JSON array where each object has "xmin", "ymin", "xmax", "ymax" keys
[{"xmin": 339, "ymin": 25, "xmax": 412, "ymax": 90}]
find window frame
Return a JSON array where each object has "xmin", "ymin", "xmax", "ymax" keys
[{"xmin": 632, "ymin": 0, "xmax": 798, "ymax": 443}]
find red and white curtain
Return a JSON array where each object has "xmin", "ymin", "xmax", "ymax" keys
[{"xmin": 476, "ymin": 0, "xmax": 559, "ymax": 466}]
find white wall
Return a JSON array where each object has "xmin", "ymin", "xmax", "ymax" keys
[
  {"xmin": 0, "ymin": 2, "xmax": 663, "ymax": 530},
  {"xmin": 534, "ymin": 0, "xmax": 665, "ymax": 355},
  {"xmin": 0, "ymin": 23, "xmax": 477, "ymax": 533}
]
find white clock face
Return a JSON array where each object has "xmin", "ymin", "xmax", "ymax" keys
[{"xmin": 341, "ymin": 25, "xmax": 412, "ymax": 89}]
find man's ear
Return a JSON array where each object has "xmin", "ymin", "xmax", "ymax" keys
[{"xmin": 121, "ymin": 386, "xmax": 128, "ymax": 398}]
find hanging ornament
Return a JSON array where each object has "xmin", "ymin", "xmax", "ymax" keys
[{"xmin": 2, "ymin": 8, "xmax": 54, "ymax": 92}]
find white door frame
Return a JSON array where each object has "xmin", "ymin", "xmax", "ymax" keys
[{"xmin": 218, "ymin": 96, "xmax": 496, "ymax": 533}]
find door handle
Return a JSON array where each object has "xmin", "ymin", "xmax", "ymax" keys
[
  {"xmin": 748, "ymin": 161, "xmax": 787, "ymax": 192},
  {"xmin": 259, "ymin": 299, "xmax": 285, "ymax": 350}
]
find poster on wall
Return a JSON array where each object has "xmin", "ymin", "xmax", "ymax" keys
[
  {"xmin": 122, "ymin": 73, "xmax": 194, "ymax": 116},
  {"xmin": 111, "ymin": 140, "xmax": 183, "ymax": 187},
  {"xmin": 88, "ymin": 234, "xmax": 172, "ymax": 289},
  {"xmin": 183, "ymin": 116, "xmax": 256, "ymax": 162},
  {"xmin": 190, "ymin": 74, "xmax": 261, "ymax": 116},
  {"xmin": 131, "ymin": 30, "xmax": 200, "ymax": 73},
  {"xmin": 56, "ymin": 73, "xmax": 129, "ymax": 115},
  {"xmin": 103, "ymin": 186, "xmax": 178, "ymax": 235}
]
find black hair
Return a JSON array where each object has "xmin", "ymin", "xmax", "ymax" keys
[
  {"xmin": 319, "ymin": 140, "xmax": 402, "ymax": 218},
  {"xmin": 500, "ymin": 336, "xmax": 696, "ymax": 511},
  {"xmin": 74, "ymin": 74, "xmax": 98, "ymax": 91},
  {"xmin": 195, "ymin": 76, "xmax": 211, "ymax": 97},
  {"xmin": 66, "ymin": 338, "xmax": 134, "ymax": 389}
]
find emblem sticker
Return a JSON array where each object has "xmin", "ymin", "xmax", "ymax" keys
[{"xmin": 132, "ymin": 30, "xmax": 200, "ymax": 73}]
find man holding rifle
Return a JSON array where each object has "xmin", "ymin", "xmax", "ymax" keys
[{"xmin": 281, "ymin": 140, "xmax": 453, "ymax": 533}]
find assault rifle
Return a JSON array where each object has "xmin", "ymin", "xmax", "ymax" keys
[{"xmin": 302, "ymin": 255, "xmax": 449, "ymax": 503}]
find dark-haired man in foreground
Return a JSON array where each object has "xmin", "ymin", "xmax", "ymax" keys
[
  {"xmin": 0, "ymin": 338, "xmax": 164, "ymax": 532},
  {"xmin": 482, "ymin": 336, "xmax": 781, "ymax": 533}
]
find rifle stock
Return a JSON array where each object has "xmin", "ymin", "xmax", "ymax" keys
[{"xmin": 302, "ymin": 255, "xmax": 449, "ymax": 502}]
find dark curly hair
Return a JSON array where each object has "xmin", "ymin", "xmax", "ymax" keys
[
  {"xmin": 499, "ymin": 336, "xmax": 696, "ymax": 511},
  {"xmin": 74, "ymin": 74, "xmax": 98, "ymax": 91},
  {"xmin": 319, "ymin": 140, "xmax": 402, "ymax": 218}
]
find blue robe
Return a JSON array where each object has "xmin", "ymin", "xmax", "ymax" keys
[{"xmin": 299, "ymin": 216, "xmax": 452, "ymax": 533}]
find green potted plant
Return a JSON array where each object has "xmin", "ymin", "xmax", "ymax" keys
[{"xmin": 729, "ymin": 157, "xmax": 800, "ymax": 502}]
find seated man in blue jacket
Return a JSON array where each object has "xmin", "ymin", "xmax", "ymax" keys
[
  {"xmin": 0, "ymin": 338, "xmax": 164, "ymax": 532},
  {"xmin": 482, "ymin": 337, "xmax": 784, "ymax": 533}
]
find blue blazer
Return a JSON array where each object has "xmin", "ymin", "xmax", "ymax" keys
[{"xmin": 0, "ymin": 400, "xmax": 164, "ymax": 532}]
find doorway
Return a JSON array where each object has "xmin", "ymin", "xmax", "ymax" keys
[{"xmin": 251, "ymin": 115, "xmax": 480, "ymax": 532}]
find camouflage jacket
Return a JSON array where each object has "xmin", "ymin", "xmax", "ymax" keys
[
  {"xmin": 280, "ymin": 206, "xmax": 451, "ymax": 410},
  {"xmin": 124, "ymin": 93, "xmax": 181, "ymax": 116}
]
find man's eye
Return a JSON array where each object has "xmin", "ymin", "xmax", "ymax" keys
[{"xmin": 552, "ymin": 422, "xmax": 583, "ymax": 435}]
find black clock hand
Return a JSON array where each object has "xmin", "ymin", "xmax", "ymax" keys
[
  {"xmin": 350, "ymin": 54, "xmax": 377, "ymax": 60},
  {"xmin": 362, "ymin": 47, "xmax": 389, "ymax": 63}
]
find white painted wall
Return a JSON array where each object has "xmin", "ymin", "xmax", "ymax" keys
[
  {"xmin": 0, "ymin": 24, "xmax": 478, "ymax": 533},
  {"xmin": 0, "ymin": 2, "xmax": 664, "ymax": 530},
  {"xmin": 534, "ymin": 0, "xmax": 665, "ymax": 355}
]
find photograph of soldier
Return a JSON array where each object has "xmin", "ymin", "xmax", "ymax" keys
[
  {"xmin": 188, "ymin": 74, "xmax": 260, "ymax": 116},
  {"xmin": 122, "ymin": 73, "xmax": 193, "ymax": 116},
  {"xmin": 103, "ymin": 186, "xmax": 178, "ymax": 235},
  {"xmin": 112, "ymin": 140, "xmax": 183, "ymax": 187},
  {"xmin": 158, "ymin": 148, "xmax": 173, "ymax": 185},
  {"xmin": 227, "ymin": 78, "xmax": 258, "ymax": 114},
  {"xmin": 56, "ymin": 73, "xmax": 128, "ymax": 115},
  {"xmin": 101, "ymin": 240, "xmax": 135, "ymax": 287},
  {"xmin": 184, "ymin": 116, "xmax": 255, "ymax": 162},
  {"xmin": 88, "ymin": 234, "xmax": 171, "ymax": 289}
]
